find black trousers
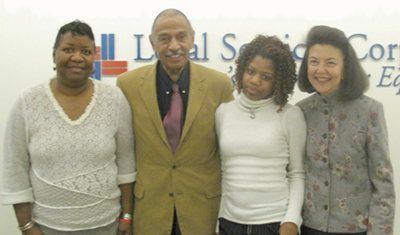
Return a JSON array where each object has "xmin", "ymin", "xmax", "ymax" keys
[
  {"xmin": 171, "ymin": 209, "xmax": 182, "ymax": 235},
  {"xmin": 301, "ymin": 226, "xmax": 367, "ymax": 235},
  {"xmin": 219, "ymin": 218, "xmax": 281, "ymax": 235}
]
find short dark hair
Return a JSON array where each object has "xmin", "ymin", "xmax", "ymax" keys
[
  {"xmin": 235, "ymin": 35, "xmax": 297, "ymax": 112},
  {"xmin": 53, "ymin": 20, "xmax": 96, "ymax": 51},
  {"xmin": 298, "ymin": 25, "xmax": 369, "ymax": 101},
  {"xmin": 150, "ymin": 9, "xmax": 194, "ymax": 39}
]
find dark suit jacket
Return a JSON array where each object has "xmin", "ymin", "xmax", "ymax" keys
[{"xmin": 117, "ymin": 60, "xmax": 234, "ymax": 235}]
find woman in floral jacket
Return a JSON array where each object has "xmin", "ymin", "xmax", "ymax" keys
[{"xmin": 296, "ymin": 25, "xmax": 395, "ymax": 235}]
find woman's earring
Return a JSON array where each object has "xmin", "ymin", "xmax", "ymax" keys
[
  {"xmin": 53, "ymin": 64, "xmax": 56, "ymax": 71},
  {"xmin": 91, "ymin": 67, "xmax": 96, "ymax": 75}
]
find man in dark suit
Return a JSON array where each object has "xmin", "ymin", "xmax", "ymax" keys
[{"xmin": 117, "ymin": 8, "xmax": 234, "ymax": 235}]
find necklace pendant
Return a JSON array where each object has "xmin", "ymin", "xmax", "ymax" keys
[{"xmin": 250, "ymin": 109, "xmax": 256, "ymax": 119}]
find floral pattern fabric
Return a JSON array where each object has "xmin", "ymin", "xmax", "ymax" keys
[{"xmin": 296, "ymin": 93, "xmax": 395, "ymax": 235}]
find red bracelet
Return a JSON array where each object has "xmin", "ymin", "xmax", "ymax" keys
[{"xmin": 119, "ymin": 218, "xmax": 132, "ymax": 224}]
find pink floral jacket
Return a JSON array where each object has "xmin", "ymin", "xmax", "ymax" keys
[{"xmin": 297, "ymin": 93, "xmax": 395, "ymax": 234}]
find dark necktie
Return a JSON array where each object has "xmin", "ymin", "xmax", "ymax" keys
[{"xmin": 163, "ymin": 84, "xmax": 183, "ymax": 153}]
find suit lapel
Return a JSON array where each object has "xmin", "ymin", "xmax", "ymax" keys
[
  {"xmin": 181, "ymin": 62, "xmax": 207, "ymax": 140},
  {"xmin": 138, "ymin": 64, "xmax": 170, "ymax": 147},
  {"xmin": 137, "ymin": 61, "xmax": 208, "ymax": 152}
]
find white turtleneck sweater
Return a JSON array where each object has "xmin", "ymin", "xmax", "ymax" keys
[{"xmin": 215, "ymin": 93, "xmax": 306, "ymax": 227}]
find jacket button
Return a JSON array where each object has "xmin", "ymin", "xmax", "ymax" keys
[
  {"xmin": 323, "ymin": 205, "xmax": 329, "ymax": 210},
  {"xmin": 322, "ymin": 133, "xmax": 327, "ymax": 139},
  {"xmin": 324, "ymin": 110, "xmax": 329, "ymax": 115},
  {"xmin": 172, "ymin": 165, "xmax": 177, "ymax": 169},
  {"xmin": 169, "ymin": 193, "xmax": 174, "ymax": 197},
  {"xmin": 324, "ymin": 181, "xmax": 329, "ymax": 186}
]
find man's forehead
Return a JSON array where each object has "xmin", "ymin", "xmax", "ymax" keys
[{"xmin": 154, "ymin": 15, "xmax": 190, "ymax": 33}]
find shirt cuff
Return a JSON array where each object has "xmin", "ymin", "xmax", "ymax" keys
[
  {"xmin": 118, "ymin": 172, "xmax": 136, "ymax": 185},
  {"xmin": 0, "ymin": 188, "xmax": 34, "ymax": 205}
]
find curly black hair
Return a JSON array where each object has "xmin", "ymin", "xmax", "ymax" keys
[{"xmin": 235, "ymin": 35, "xmax": 297, "ymax": 112}]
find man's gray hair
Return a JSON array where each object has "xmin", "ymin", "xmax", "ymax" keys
[{"xmin": 150, "ymin": 9, "xmax": 195, "ymax": 39}]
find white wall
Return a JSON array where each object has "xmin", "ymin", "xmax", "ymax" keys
[{"xmin": 1, "ymin": 0, "xmax": 399, "ymax": 234}]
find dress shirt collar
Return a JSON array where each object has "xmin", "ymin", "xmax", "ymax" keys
[{"xmin": 157, "ymin": 61, "xmax": 190, "ymax": 94}]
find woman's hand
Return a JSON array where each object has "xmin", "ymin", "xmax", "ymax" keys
[
  {"xmin": 13, "ymin": 203, "xmax": 44, "ymax": 235},
  {"xmin": 279, "ymin": 222, "xmax": 298, "ymax": 235},
  {"xmin": 118, "ymin": 183, "xmax": 134, "ymax": 235},
  {"xmin": 23, "ymin": 225, "xmax": 44, "ymax": 235},
  {"xmin": 118, "ymin": 221, "xmax": 132, "ymax": 235}
]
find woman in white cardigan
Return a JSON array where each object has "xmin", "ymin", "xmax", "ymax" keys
[
  {"xmin": 215, "ymin": 35, "xmax": 306, "ymax": 235},
  {"xmin": 0, "ymin": 21, "xmax": 136, "ymax": 235}
]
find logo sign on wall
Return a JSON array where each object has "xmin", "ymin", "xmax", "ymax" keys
[
  {"xmin": 92, "ymin": 32, "xmax": 400, "ymax": 95},
  {"xmin": 91, "ymin": 34, "xmax": 128, "ymax": 80}
]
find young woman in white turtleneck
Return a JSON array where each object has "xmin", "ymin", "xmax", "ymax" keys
[{"xmin": 215, "ymin": 35, "xmax": 306, "ymax": 235}]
